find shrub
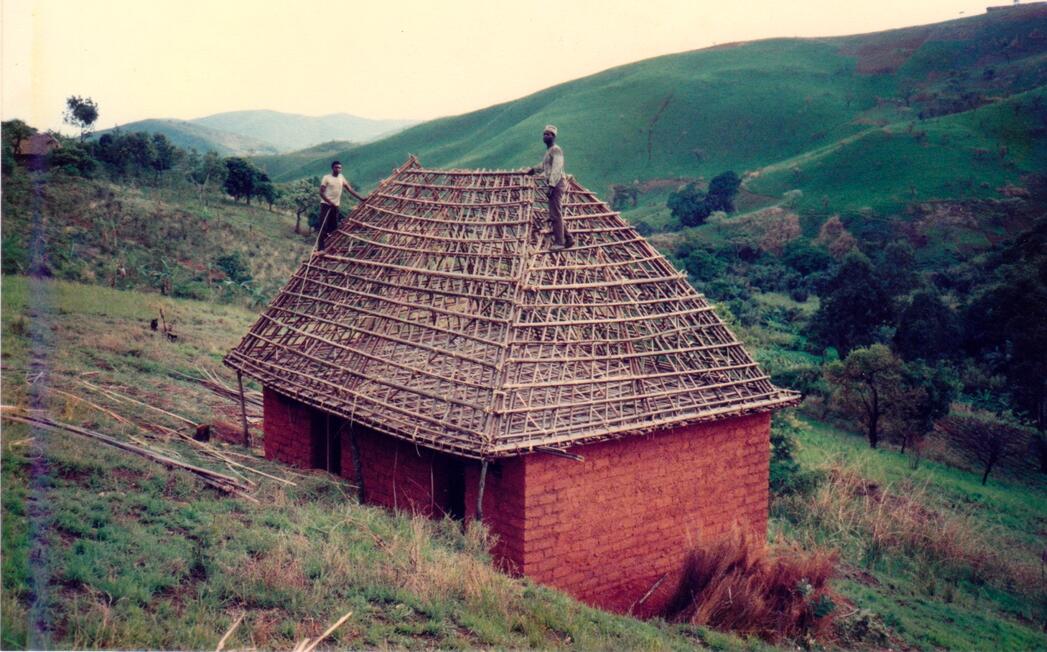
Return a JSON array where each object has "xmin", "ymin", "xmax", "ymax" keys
[
  {"xmin": 214, "ymin": 253, "xmax": 252, "ymax": 285},
  {"xmin": 770, "ymin": 415, "xmax": 821, "ymax": 496},
  {"xmin": 663, "ymin": 531, "xmax": 839, "ymax": 643}
]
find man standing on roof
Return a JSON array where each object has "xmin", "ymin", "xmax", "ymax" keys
[
  {"xmin": 527, "ymin": 125, "xmax": 574, "ymax": 251},
  {"xmin": 316, "ymin": 160, "xmax": 366, "ymax": 252}
]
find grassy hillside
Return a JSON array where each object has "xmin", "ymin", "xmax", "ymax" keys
[
  {"xmin": 0, "ymin": 278, "xmax": 756, "ymax": 651},
  {"xmin": 267, "ymin": 5, "xmax": 1047, "ymax": 211},
  {"xmin": 192, "ymin": 110, "xmax": 417, "ymax": 152},
  {"xmin": 2, "ymin": 278, "xmax": 1043, "ymax": 650},
  {"xmin": 0, "ymin": 168, "xmax": 312, "ymax": 306},
  {"xmin": 93, "ymin": 119, "xmax": 281, "ymax": 156},
  {"xmin": 748, "ymin": 85, "xmax": 1047, "ymax": 215},
  {"xmin": 251, "ymin": 140, "xmax": 355, "ymax": 180}
]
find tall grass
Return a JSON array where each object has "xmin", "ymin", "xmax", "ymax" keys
[
  {"xmin": 663, "ymin": 532, "xmax": 839, "ymax": 643},
  {"xmin": 777, "ymin": 460, "xmax": 1043, "ymax": 602}
]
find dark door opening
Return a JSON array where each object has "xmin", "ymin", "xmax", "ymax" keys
[
  {"xmin": 311, "ymin": 412, "xmax": 342, "ymax": 475},
  {"xmin": 446, "ymin": 458, "xmax": 466, "ymax": 520}
]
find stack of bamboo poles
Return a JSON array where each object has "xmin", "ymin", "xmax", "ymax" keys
[
  {"xmin": 225, "ymin": 157, "xmax": 799, "ymax": 460},
  {"xmin": 0, "ymin": 370, "xmax": 307, "ymax": 501}
]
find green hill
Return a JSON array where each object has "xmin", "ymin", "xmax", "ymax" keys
[
  {"xmin": 251, "ymin": 140, "xmax": 356, "ymax": 180},
  {"xmin": 271, "ymin": 5, "xmax": 1046, "ymax": 215},
  {"xmin": 94, "ymin": 119, "xmax": 281, "ymax": 156}
]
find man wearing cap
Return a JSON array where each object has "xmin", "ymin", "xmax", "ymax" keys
[
  {"xmin": 527, "ymin": 125, "xmax": 574, "ymax": 251},
  {"xmin": 316, "ymin": 160, "xmax": 365, "ymax": 252}
]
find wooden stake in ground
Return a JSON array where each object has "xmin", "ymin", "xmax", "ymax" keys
[
  {"xmin": 237, "ymin": 370, "xmax": 250, "ymax": 448},
  {"xmin": 292, "ymin": 610, "xmax": 353, "ymax": 652},
  {"xmin": 214, "ymin": 612, "xmax": 244, "ymax": 652}
]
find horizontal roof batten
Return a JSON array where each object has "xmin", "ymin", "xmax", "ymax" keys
[
  {"xmin": 345, "ymin": 217, "xmax": 524, "ymax": 244},
  {"xmin": 227, "ymin": 354, "xmax": 487, "ymax": 438},
  {"xmin": 366, "ymin": 203, "xmax": 529, "ymax": 226},
  {"xmin": 319, "ymin": 253, "xmax": 519, "ymax": 284},
  {"xmin": 501, "ymin": 361, "xmax": 761, "ymax": 389},
  {"xmin": 489, "ymin": 392, "xmax": 801, "ymax": 452},
  {"xmin": 514, "ymin": 305, "xmax": 715, "ymax": 327},
  {"xmin": 245, "ymin": 324, "xmax": 492, "ymax": 407},
  {"xmin": 507, "ymin": 340, "xmax": 745, "ymax": 363},
  {"xmin": 374, "ymin": 191, "xmax": 529, "ymax": 208},
  {"xmin": 279, "ymin": 288, "xmax": 506, "ymax": 348},
  {"xmin": 291, "ymin": 270, "xmax": 513, "ymax": 324}
]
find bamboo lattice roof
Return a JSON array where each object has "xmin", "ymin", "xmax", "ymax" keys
[{"xmin": 225, "ymin": 157, "xmax": 799, "ymax": 459}]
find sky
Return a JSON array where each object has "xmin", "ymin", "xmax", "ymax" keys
[{"xmin": 2, "ymin": 0, "xmax": 1000, "ymax": 134}]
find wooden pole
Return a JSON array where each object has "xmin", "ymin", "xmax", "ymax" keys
[
  {"xmin": 475, "ymin": 459, "xmax": 489, "ymax": 522},
  {"xmin": 237, "ymin": 370, "xmax": 250, "ymax": 448}
]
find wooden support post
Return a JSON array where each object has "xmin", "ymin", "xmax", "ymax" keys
[
  {"xmin": 476, "ymin": 459, "xmax": 489, "ymax": 522},
  {"xmin": 350, "ymin": 429, "xmax": 365, "ymax": 503},
  {"xmin": 237, "ymin": 371, "xmax": 250, "ymax": 448}
]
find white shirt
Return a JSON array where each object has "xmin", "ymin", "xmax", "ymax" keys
[
  {"xmin": 320, "ymin": 173, "xmax": 353, "ymax": 207},
  {"xmin": 537, "ymin": 144, "xmax": 565, "ymax": 187}
]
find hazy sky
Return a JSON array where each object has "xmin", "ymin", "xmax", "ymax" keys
[{"xmin": 3, "ymin": 0, "xmax": 995, "ymax": 133}]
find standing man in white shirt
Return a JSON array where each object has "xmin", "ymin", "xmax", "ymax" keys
[
  {"xmin": 527, "ymin": 125, "xmax": 574, "ymax": 251},
  {"xmin": 316, "ymin": 160, "xmax": 365, "ymax": 251}
]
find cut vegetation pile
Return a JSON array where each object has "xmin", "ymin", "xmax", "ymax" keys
[{"xmin": 664, "ymin": 532, "xmax": 838, "ymax": 644}]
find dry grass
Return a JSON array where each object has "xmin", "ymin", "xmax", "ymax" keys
[
  {"xmin": 782, "ymin": 461, "xmax": 1042, "ymax": 593},
  {"xmin": 663, "ymin": 531, "xmax": 839, "ymax": 643}
]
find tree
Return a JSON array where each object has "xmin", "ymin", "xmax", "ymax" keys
[
  {"xmin": 962, "ymin": 220, "xmax": 1047, "ymax": 449},
  {"xmin": 189, "ymin": 150, "xmax": 226, "ymax": 199},
  {"xmin": 936, "ymin": 408, "xmax": 1030, "ymax": 485},
  {"xmin": 825, "ymin": 344, "xmax": 909, "ymax": 448},
  {"xmin": 2, "ymin": 119, "xmax": 36, "ymax": 174},
  {"xmin": 877, "ymin": 240, "xmax": 918, "ymax": 299},
  {"xmin": 889, "ymin": 361, "xmax": 958, "ymax": 462},
  {"xmin": 781, "ymin": 240, "xmax": 833, "ymax": 276},
  {"xmin": 286, "ymin": 178, "xmax": 319, "ymax": 233},
  {"xmin": 811, "ymin": 251, "xmax": 894, "ymax": 355},
  {"xmin": 2, "ymin": 119, "xmax": 36, "ymax": 153},
  {"xmin": 894, "ymin": 289, "xmax": 961, "ymax": 362},
  {"xmin": 254, "ymin": 175, "xmax": 278, "ymax": 211},
  {"xmin": 705, "ymin": 171, "xmax": 741, "ymax": 213},
  {"xmin": 123, "ymin": 131, "xmax": 157, "ymax": 176},
  {"xmin": 149, "ymin": 133, "xmax": 180, "ymax": 183},
  {"xmin": 667, "ymin": 183, "xmax": 710, "ymax": 227},
  {"xmin": 223, "ymin": 157, "xmax": 263, "ymax": 203},
  {"xmin": 63, "ymin": 96, "xmax": 99, "ymax": 141}
]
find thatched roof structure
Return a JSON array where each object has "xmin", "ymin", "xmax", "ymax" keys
[{"xmin": 225, "ymin": 157, "xmax": 798, "ymax": 459}]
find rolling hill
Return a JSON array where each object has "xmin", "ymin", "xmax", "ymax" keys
[
  {"xmin": 265, "ymin": 4, "xmax": 1047, "ymax": 217},
  {"xmin": 190, "ymin": 110, "xmax": 417, "ymax": 152},
  {"xmin": 251, "ymin": 140, "xmax": 356, "ymax": 180},
  {"xmin": 93, "ymin": 119, "xmax": 282, "ymax": 156}
]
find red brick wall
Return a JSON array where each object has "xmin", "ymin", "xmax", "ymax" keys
[
  {"xmin": 263, "ymin": 387, "xmax": 771, "ymax": 617},
  {"xmin": 348, "ymin": 425, "xmax": 461, "ymax": 518},
  {"xmin": 470, "ymin": 413, "xmax": 771, "ymax": 617},
  {"xmin": 262, "ymin": 387, "xmax": 315, "ymax": 468},
  {"xmin": 262, "ymin": 388, "xmax": 463, "ymax": 518},
  {"xmin": 464, "ymin": 458, "xmax": 527, "ymax": 572}
]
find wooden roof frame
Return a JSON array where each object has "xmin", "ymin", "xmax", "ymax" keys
[{"xmin": 225, "ymin": 157, "xmax": 799, "ymax": 459}]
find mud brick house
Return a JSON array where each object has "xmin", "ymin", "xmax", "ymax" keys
[{"xmin": 225, "ymin": 156, "xmax": 798, "ymax": 616}]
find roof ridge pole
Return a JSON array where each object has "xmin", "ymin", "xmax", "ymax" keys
[{"xmin": 478, "ymin": 168, "xmax": 537, "ymax": 458}]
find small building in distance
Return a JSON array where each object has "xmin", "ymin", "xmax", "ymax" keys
[
  {"xmin": 225, "ymin": 156, "xmax": 798, "ymax": 616},
  {"xmin": 15, "ymin": 133, "xmax": 61, "ymax": 158}
]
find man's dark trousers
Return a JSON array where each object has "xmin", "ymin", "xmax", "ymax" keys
[
  {"xmin": 547, "ymin": 181, "xmax": 572, "ymax": 247},
  {"xmin": 317, "ymin": 204, "xmax": 340, "ymax": 251}
]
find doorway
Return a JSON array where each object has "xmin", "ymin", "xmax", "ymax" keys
[{"xmin": 310, "ymin": 411, "xmax": 342, "ymax": 475}]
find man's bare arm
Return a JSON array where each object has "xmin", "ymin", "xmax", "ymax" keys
[{"xmin": 342, "ymin": 178, "xmax": 366, "ymax": 202}]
